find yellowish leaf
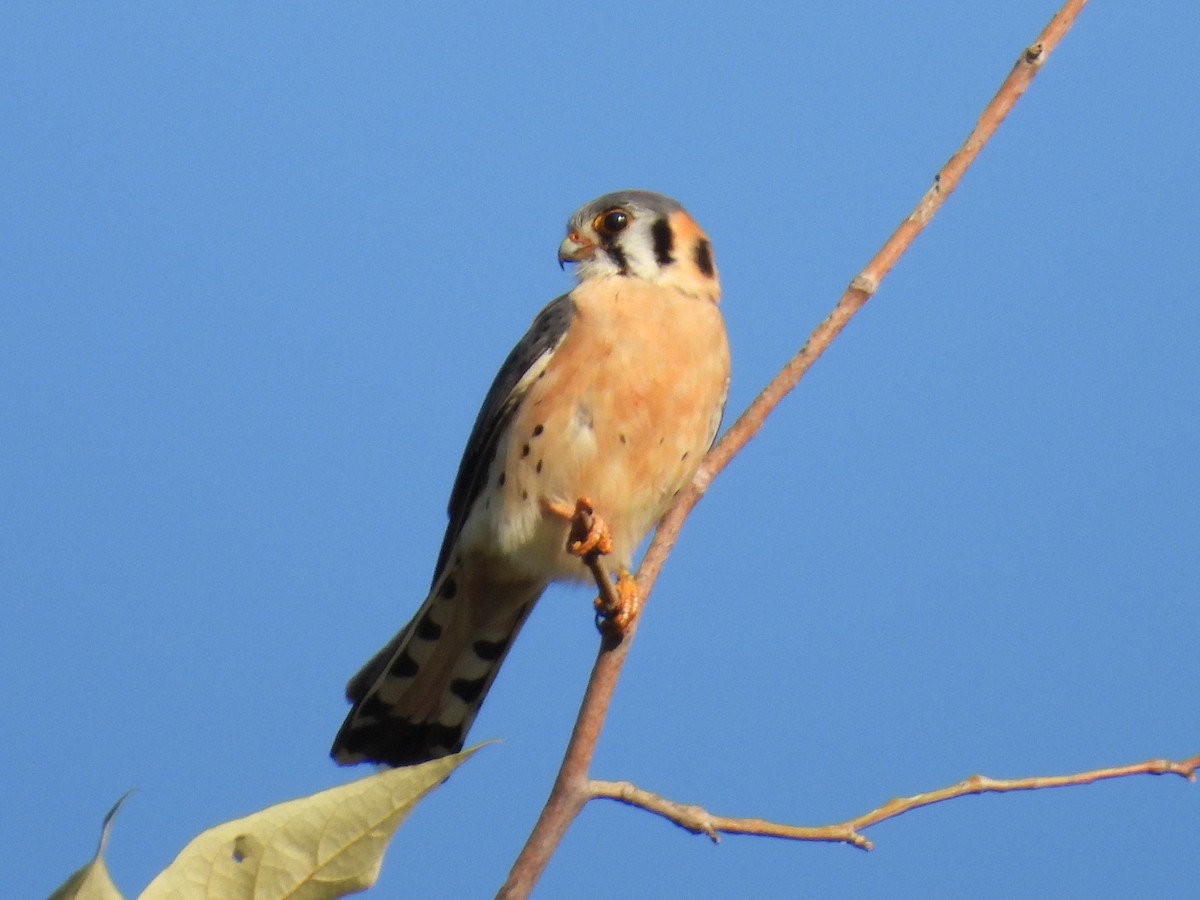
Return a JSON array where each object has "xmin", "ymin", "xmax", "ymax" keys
[
  {"xmin": 49, "ymin": 792, "xmax": 132, "ymax": 900},
  {"xmin": 140, "ymin": 748, "xmax": 480, "ymax": 900}
]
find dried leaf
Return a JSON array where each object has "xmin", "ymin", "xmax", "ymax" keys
[
  {"xmin": 49, "ymin": 792, "xmax": 132, "ymax": 900},
  {"xmin": 140, "ymin": 748, "xmax": 479, "ymax": 899}
]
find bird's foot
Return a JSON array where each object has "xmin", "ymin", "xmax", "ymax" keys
[
  {"xmin": 594, "ymin": 568, "xmax": 641, "ymax": 639},
  {"xmin": 545, "ymin": 497, "xmax": 638, "ymax": 639},
  {"xmin": 563, "ymin": 496, "xmax": 613, "ymax": 558}
]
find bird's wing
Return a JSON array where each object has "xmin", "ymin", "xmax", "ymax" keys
[{"xmin": 431, "ymin": 292, "xmax": 576, "ymax": 582}]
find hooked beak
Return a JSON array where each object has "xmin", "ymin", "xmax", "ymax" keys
[{"xmin": 557, "ymin": 232, "xmax": 596, "ymax": 269}]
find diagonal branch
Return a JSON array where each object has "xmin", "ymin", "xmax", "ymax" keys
[
  {"xmin": 499, "ymin": 2, "xmax": 1090, "ymax": 897},
  {"xmin": 593, "ymin": 753, "xmax": 1200, "ymax": 850}
]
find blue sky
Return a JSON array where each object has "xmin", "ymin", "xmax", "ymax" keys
[{"xmin": 4, "ymin": 3, "xmax": 1197, "ymax": 897}]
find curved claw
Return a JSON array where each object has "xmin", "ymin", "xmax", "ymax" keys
[
  {"xmin": 562, "ymin": 497, "xmax": 614, "ymax": 558},
  {"xmin": 595, "ymin": 569, "xmax": 641, "ymax": 639}
]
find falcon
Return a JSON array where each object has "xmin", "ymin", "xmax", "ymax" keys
[{"xmin": 332, "ymin": 190, "xmax": 730, "ymax": 766}]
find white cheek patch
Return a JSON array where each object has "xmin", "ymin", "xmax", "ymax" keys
[
  {"xmin": 571, "ymin": 219, "xmax": 692, "ymax": 286},
  {"xmin": 575, "ymin": 253, "xmax": 623, "ymax": 280},
  {"xmin": 619, "ymin": 228, "xmax": 663, "ymax": 280}
]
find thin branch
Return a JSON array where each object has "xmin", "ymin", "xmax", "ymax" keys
[
  {"xmin": 499, "ymin": 2, "xmax": 1090, "ymax": 896},
  {"xmin": 590, "ymin": 779, "xmax": 867, "ymax": 848},
  {"xmin": 593, "ymin": 754, "xmax": 1200, "ymax": 851},
  {"xmin": 848, "ymin": 753, "xmax": 1200, "ymax": 837}
]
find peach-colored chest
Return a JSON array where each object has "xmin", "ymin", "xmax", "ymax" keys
[{"xmin": 484, "ymin": 281, "xmax": 729, "ymax": 573}]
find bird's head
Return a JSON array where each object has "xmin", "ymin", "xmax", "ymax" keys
[{"xmin": 558, "ymin": 190, "xmax": 719, "ymax": 300}]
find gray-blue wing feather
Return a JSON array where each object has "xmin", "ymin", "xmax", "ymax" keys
[{"xmin": 432, "ymin": 293, "xmax": 576, "ymax": 582}]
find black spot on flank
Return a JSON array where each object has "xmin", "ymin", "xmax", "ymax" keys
[
  {"xmin": 651, "ymin": 217, "xmax": 675, "ymax": 266},
  {"xmin": 681, "ymin": 451, "xmax": 689, "ymax": 461},
  {"xmin": 473, "ymin": 636, "xmax": 509, "ymax": 661},
  {"xmin": 521, "ymin": 443, "xmax": 531, "ymax": 457},
  {"xmin": 619, "ymin": 433, "xmax": 627, "ymax": 445},
  {"xmin": 605, "ymin": 244, "xmax": 629, "ymax": 275},
  {"xmin": 521, "ymin": 490, "xmax": 529, "ymax": 501},
  {"xmin": 536, "ymin": 459, "xmax": 543, "ymax": 473},
  {"xmin": 440, "ymin": 577, "xmax": 458, "ymax": 600},
  {"xmin": 415, "ymin": 616, "xmax": 442, "ymax": 641},
  {"xmin": 389, "ymin": 651, "xmax": 419, "ymax": 678},
  {"xmin": 532, "ymin": 424, "xmax": 544, "ymax": 437},
  {"xmin": 694, "ymin": 239, "xmax": 715, "ymax": 277},
  {"xmin": 450, "ymin": 675, "xmax": 488, "ymax": 704},
  {"xmin": 497, "ymin": 471, "xmax": 506, "ymax": 487}
]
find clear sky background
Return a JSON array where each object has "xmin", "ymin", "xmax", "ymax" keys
[{"xmin": 3, "ymin": 3, "xmax": 1197, "ymax": 898}]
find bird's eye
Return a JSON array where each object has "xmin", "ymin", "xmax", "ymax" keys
[{"xmin": 594, "ymin": 209, "xmax": 629, "ymax": 236}]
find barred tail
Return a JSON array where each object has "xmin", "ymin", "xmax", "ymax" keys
[{"xmin": 331, "ymin": 568, "xmax": 543, "ymax": 767}]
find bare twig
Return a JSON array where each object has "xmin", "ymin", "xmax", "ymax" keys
[
  {"xmin": 590, "ymin": 779, "xmax": 868, "ymax": 848},
  {"xmin": 594, "ymin": 754, "xmax": 1200, "ymax": 851},
  {"xmin": 499, "ymin": 2, "xmax": 1091, "ymax": 897}
]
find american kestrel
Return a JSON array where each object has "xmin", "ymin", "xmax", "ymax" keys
[{"xmin": 332, "ymin": 190, "xmax": 730, "ymax": 767}]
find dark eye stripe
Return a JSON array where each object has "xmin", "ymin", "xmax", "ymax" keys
[
  {"xmin": 651, "ymin": 218, "xmax": 674, "ymax": 267},
  {"xmin": 693, "ymin": 238, "xmax": 715, "ymax": 277},
  {"xmin": 605, "ymin": 243, "xmax": 629, "ymax": 275}
]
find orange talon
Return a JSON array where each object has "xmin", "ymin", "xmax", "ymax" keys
[
  {"xmin": 541, "ymin": 498, "xmax": 577, "ymax": 521},
  {"xmin": 563, "ymin": 497, "xmax": 613, "ymax": 558},
  {"xmin": 552, "ymin": 497, "xmax": 638, "ymax": 639},
  {"xmin": 612, "ymin": 570, "xmax": 642, "ymax": 632},
  {"xmin": 595, "ymin": 568, "xmax": 641, "ymax": 639}
]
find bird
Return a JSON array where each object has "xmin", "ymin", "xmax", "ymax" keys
[{"xmin": 331, "ymin": 190, "xmax": 731, "ymax": 767}]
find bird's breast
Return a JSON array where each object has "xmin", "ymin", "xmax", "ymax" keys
[{"xmin": 465, "ymin": 278, "xmax": 730, "ymax": 582}]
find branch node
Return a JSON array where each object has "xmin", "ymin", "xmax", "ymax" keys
[
  {"xmin": 849, "ymin": 273, "xmax": 878, "ymax": 296},
  {"xmin": 854, "ymin": 833, "xmax": 874, "ymax": 851},
  {"xmin": 684, "ymin": 804, "xmax": 721, "ymax": 843}
]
